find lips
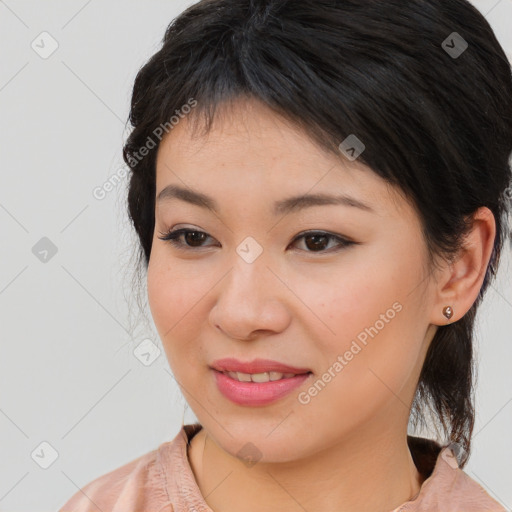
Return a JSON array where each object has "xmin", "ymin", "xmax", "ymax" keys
[
  {"xmin": 212, "ymin": 368, "xmax": 312, "ymax": 406},
  {"xmin": 210, "ymin": 357, "xmax": 312, "ymax": 375}
]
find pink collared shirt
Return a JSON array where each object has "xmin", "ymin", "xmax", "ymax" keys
[{"xmin": 58, "ymin": 423, "xmax": 506, "ymax": 512}]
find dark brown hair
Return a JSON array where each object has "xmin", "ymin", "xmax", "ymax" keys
[{"xmin": 122, "ymin": 0, "xmax": 512, "ymax": 467}]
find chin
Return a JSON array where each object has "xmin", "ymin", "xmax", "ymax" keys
[{"xmin": 202, "ymin": 417, "xmax": 316, "ymax": 464}]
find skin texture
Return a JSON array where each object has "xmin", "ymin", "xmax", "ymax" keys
[{"xmin": 147, "ymin": 97, "xmax": 496, "ymax": 512}]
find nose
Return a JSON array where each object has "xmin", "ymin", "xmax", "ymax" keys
[{"xmin": 209, "ymin": 256, "xmax": 292, "ymax": 341}]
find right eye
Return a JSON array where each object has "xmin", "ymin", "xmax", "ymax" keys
[{"xmin": 157, "ymin": 228, "xmax": 218, "ymax": 250}]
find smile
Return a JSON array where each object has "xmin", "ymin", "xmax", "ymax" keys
[{"xmin": 213, "ymin": 369, "xmax": 312, "ymax": 406}]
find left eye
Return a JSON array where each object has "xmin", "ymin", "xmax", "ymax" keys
[
  {"xmin": 292, "ymin": 231, "xmax": 355, "ymax": 252},
  {"xmin": 158, "ymin": 228, "xmax": 356, "ymax": 254}
]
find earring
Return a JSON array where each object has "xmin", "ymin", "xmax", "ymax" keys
[{"xmin": 442, "ymin": 306, "xmax": 453, "ymax": 320}]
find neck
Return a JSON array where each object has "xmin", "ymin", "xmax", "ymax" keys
[{"xmin": 188, "ymin": 419, "xmax": 424, "ymax": 512}]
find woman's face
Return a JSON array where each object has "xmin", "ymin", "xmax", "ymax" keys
[{"xmin": 147, "ymin": 98, "xmax": 439, "ymax": 462}]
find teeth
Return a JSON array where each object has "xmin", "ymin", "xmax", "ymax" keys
[
  {"xmin": 224, "ymin": 371, "xmax": 297, "ymax": 382},
  {"xmin": 235, "ymin": 371, "xmax": 252, "ymax": 382}
]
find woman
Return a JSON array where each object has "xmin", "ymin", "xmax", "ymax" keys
[{"xmin": 59, "ymin": 0, "xmax": 511, "ymax": 510}]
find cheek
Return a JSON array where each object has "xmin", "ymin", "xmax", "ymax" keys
[
  {"xmin": 147, "ymin": 248, "xmax": 231, "ymax": 393},
  {"xmin": 301, "ymin": 246, "xmax": 428, "ymax": 405},
  {"xmin": 147, "ymin": 257, "xmax": 175, "ymax": 335},
  {"xmin": 146, "ymin": 255, "xmax": 205, "ymax": 369},
  {"xmin": 147, "ymin": 244, "xmax": 203, "ymax": 331},
  {"xmin": 295, "ymin": 251, "xmax": 400, "ymax": 348}
]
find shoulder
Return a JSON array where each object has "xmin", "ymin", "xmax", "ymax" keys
[
  {"xmin": 400, "ymin": 442, "xmax": 507, "ymax": 511},
  {"xmin": 436, "ymin": 455, "xmax": 507, "ymax": 511},
  {"xmin": 57, "ymin": 430, "xmax": 189, "ymax": 512}
]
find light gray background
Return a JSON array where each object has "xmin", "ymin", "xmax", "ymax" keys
[{"xmin": 0, "ymin": 1, "xmax": 511, "ymax": 511}]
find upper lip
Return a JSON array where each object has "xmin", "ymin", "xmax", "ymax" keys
[{"xmin": 211, "ymin": 358, "xmax": 311, "ymax": 375}]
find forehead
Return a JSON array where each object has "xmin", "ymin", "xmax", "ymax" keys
[
  {"xmin": 157, "ymin": 98, "xmax": 337, "ymax": 171},
  {"xmin": 154, "ymin": 99, "xmax": 410, "ymax": 218}
]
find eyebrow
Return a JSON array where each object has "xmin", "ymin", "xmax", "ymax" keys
[{"xmin": 156, "ymin": 184, "xmax": 375, "ymax": 215}]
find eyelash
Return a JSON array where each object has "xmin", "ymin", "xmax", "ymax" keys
[{"xmin": 157, "ymin": 228, "xmax": 356, "ymax": 254}]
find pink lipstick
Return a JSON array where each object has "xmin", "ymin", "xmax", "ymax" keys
[{"xmin": 210, "ymin": 358, "xmax": 312, "ymax": 406}]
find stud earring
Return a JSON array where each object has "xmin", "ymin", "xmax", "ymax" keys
[{"xmin": 442, "ymin": 306, "xmax": 453, "ymax": 320}]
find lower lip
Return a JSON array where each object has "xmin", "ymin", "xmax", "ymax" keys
[{"xmin": 212, "ymin": 369, "xmax": 312, "ymax": 406}]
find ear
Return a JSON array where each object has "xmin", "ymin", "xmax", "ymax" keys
[{"xmin": 431, "ymin": 206, "xmax": 496, "ymax": 326}]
